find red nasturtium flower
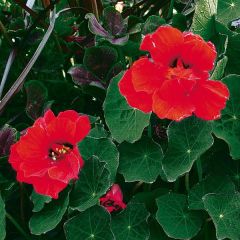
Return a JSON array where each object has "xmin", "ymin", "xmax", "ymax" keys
[
  {"xmin": 119, "ymin": 26, "xmax": 229, "ymax": 121},
  {"xmin": 100, "ymin": 184, "xmax": 126, "ymax": 213},
  {"xmin": 9, "ymin": 110, "xmax": 90, "ymax": 199}
]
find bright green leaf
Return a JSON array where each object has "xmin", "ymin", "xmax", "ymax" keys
[
  {"xmin": 156, "ymin": 193, "xmax": 203, "ymax": 239},
  {"xmin": 78, "ymin": 136, "xmax": 119, "ymax": 182},
  {"xmin": 203, "ymin": 192, "xmax": 240, "ymax": 240},
  {"xmin": 70, "ymin": 157, "xmax": 110, "ymax": 211},
  {"xmin": 211, "ymin": 56, "xmax": 228, "ymax": 80},
  {"xmin": 64, "ymin": 205, "xmax": 114, "ymax": 240},
  {"xmin": 191, "ymin": 0, "xmax": 217, "ymax": 40},
  {"xmin": 103, "ymin": 72, "xmax": 150, "ymax": 143},
  {"xmin": 118, "ymin": 136, "xmax": 163, "ymax": 183},
  {"xmin": 188, "ymin": 175, "xmax": 235, "ymax": 210},
  {"xmin": 111, "ymin": 203, "xmax": 150, "ymax": 240},
  {"xmin": 30, "ymin": 190, "xmax": 51, "ymax": 212},
  {"xmin": 213, "ymin": 75, "xmax": 240, "ymax": 159},
  {"xmin": 29, "ymin": 189, "xmax": 69, "ymax": 235},
  {"xmin": 163, "ymin": 117, "xmax": 213, "ymax": 182},
  {"xmin": 217, "ymin": 0, "xmax": 240, "ymax": 26}
]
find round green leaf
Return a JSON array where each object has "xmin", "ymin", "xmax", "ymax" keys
[
  {"xmin": 203, "ymin": 192, "xmax": 240, "ymax": 240},
  {"xmin": 213, "ymin": 75, "xmax": 240, "ymax": 159},
  {"xmin": 0, "ymin": 194, "xmax": 6, "ymax": 240},
  {"xmin": 217, "ymin": 0, "xmax": 240, "ymax": 26},
  {"xmin": 29, "ymin": 189, "xmax": 69, "ymax": 235},
  {"xmin": 191, "ymin": 0, "xmax": 217, "ymax": 40},
  {"xmin": 118, "ymin": 136, "xmax": 163, "ymax": 183},
  {"xmin": 70, "ymin": 157, "xmax": 110, "ymax": 211},
  {"xmin": 103, "ymin": 72, "xmax": 150, "ymax": 143},
  {"xmin": 111, "ymin": 203, "xmax": 150, "ymax": 240},
  {"xmin": 78, "ymin": 136, "xmax": 119, "ymax": 182},
  {"xmin": 103, "ymin": 73, "xmax": 150, "ymax": 143},
  {"xmin": 188, "ymin": 175, "xmax": 236, "ymax": 210},
  {"xmin": 64, "ymin": 205, "xmax": 114, "ymax": 240},
  {"xmin": 163, "ymin": 117, "xmax": 213, "ymax": 182},
  {"xmin": 156, "ymin": 193, "xmax": 203, "ymax": 239}
]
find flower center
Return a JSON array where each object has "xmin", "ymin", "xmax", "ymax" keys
[
  {"xmin": 167, "ymin": 58, "xmax": 195, "ymax": 81},
  {"xmin": 49, "ymin": 143, "xmax": 73, "ymax": 161}
]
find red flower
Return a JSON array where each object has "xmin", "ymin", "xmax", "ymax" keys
[
  {"xmin": 9, "ymin": 110, "xmax": 90, "ymax": 199},
  {"xmin": 119, "ymin": 26, "xmax": 229, "ymax": 121},
  {"xmin": 100, "ymin": 184, "xmax": 126, "ymax": 213}
]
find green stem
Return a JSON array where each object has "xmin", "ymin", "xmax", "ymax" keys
[
  {"xmin": 196, "ymin": 158, "xmax": 203, "ymax": 182},
  {"xmin": 6, "ymin": 213, "xmax": 31, "ymax": 240},
  {"xmin": 173, "ymin": 179, "xmax": 180, "ymax": 192},
  {"xmin": 185, "ymin": 172, "xmax": 190, "ymax": 192},
  {"xmin": 167, "ymin": 0, "xmax": 175, "ymax": 19},
  {"xmin": 91, "ymin": 0, "xmax": 99, "ymax": 20}
]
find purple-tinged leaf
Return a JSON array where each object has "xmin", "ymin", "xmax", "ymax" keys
[
  {"xmin": 68, "ymin": 65, "xmax": 105, "ymax": 89},
  {"xmin": 83, "ymin": 46, "xmax": 118, "ymax": 80},
  {"xmin": 25, "ymin": 80, "xmax": 48, "ymax": 120},
  {"xmin": 103, "ymin": 7, "xmax": 126, "ymax": 36},
  {"xmin": 108, "ymin": 34, "xmax": 129, "ymax": 45},
  {"xmin": 85, "ymin": 13, "xmax": 111, "ymax": 38},
  {"xmin": 0, "ymin": 125, "xmax": 17, "ymax": 157}
]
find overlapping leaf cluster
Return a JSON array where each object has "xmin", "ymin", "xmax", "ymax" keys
[{"xmin": 1, "ymin": 0, "xmax": 240, "ymax": 239}]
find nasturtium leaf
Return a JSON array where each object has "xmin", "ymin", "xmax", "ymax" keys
[
  {"xmin": 132, "ymin": 188, "xmax": 169, "ymax": 213},
  {"xmin": 25, "ymin": 80, "xmax": 48, "ymax": 120},
  {"xmin": 0, "ymin": 194, "xmax": 6, "ymax": 240},
  {"xmin": 30, "ymin": 190, "xmax": 51, "ymax": 212},
  {"xmin": 156, "ymin": 193, "xmax": 203, "ymax": 239},
  {"xmin": 103, "ymin": 72, "xmax": 150, "ymax": 143},
  {"xmin": 85, "ymin": 13, "xmax": 110, "ymax": 38},
  {"xmin": 188, "ymin": 175, "xmax": 235, "ymax": 210},
  {"xmin": 29, "ymin": 189, "xmax": 69, "ymax": 235},
  {"xmin": 64, "ymin": 205, "xmax": 114, "ymax": 240},
  {"xmin": 68, "ymin": 65, "xmax": 104, "ymax": 89},
  {"xmin": 172, "ymin": 14, "xmax": 187, "ymax": 31},
  {"xmin": 83, "ymin": 46, "xmax": 118, "ymax": 80},
  {"xmin": 217, "ymin": 0, "xmax": 240, "ymax": 26},
  {"xmin": 88, "ymin": 123, "xmax": 108, "ymax": 139},
  {"xmin": 211, "ymin": 56, "xmax": 228, "ymax": 80},
  {"xmin": 118, "ymin": 136, "xmax": 163, "ymax": 183},
  {"xmin": 203, "ymin": 192, "xmax": 240, "ymax": 240},
  {"xmin": 111, "ymin": 203, "xmax": 150, "ymax": 240},
  {"xmin": 103, "ymin": 7, "xmax": 126, "ymax": 36},
  {"xmin": 70, "ymin": 157, "xmax": 110, "ymax": 211},
  {"xmin": 191, "ymin": 0, "xmax": 217, "ymax": 40},
  {"xmin": 149, "ymin": 217, "xmax": 171, "ymax": 240},
  {"xmin": 78, "ymin": 136, "xmax": 119, "ymax": 182},
  {"xmin": 162, "ymin": 117, "xmax": 213, "ymax": 182},
  {"xmin": 213, "ymin": 75, "xmax": 240, "ymax": 159},
  {"xmin": 142, "ymin": 15, "xmax": 166, "ymax": 34},
  {"xmin": 211, "ymin": 32, "xmax": 228, "ymax": 57},
  {"xmin": 0, "ymin": 125, "xmax": 17, "ymax": 157},
  {"xmin": 225, "ymin": 33, "xmax": 240, "ymax": 75}
]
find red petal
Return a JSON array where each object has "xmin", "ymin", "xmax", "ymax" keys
[
  {"xmin": 192, "ymin": 80, "xmax": 229, "ymax": 120},
  {"xmin": 131, "ymin": 58, "xmax": 164, "ymax": 93},
  {"xmin": 16, "ymin": 125, "xmax": 49, "ymax": 160},
  {"xmin": 58, "ymin": 110, "xmax": 79, "ymax": 122},
  {"xmin": 152, "ymin": 79, "xmax": 195, "ymax": 121},
  {"xmin": 141, "ymin": 26, "xmax": 183, "ymax": 66},
  {"xmin": 48, "ymin": 147, "xmax": 83, "ymax": 183},
  {"xmin": 181, "ymin": 33, "xmax": 216, "ymax": 71},
  {"xmin": 106, "ymin": 184, "xmax": 123, "ymax": 202},
  {"xmin": 46, "ymin": 117, "xmax": 76, "ymax": 145},
  {"xmin": 118, "ymin": 69, "xmax": 153, "ymax": 113},
  {"xmin": 74, "ymin": 115, "xmax": 91, "ymax": 143}
]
